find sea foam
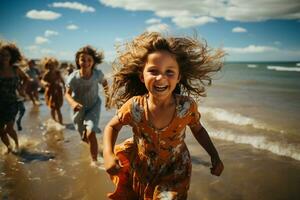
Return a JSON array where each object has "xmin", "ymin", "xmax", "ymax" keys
[
  {"xmin": 210, "ymin": 130, "xmax": 300, "ymax": 161},
  {"xmin": 267, "ymin": 66, "xmax": 300, "ymax": 72},
  {"xmin": 201, "ymin": 107, "xmax": 267, "ymax": 130},
  {"xmin": 43, "ymin": 119, "xmax": 65, "ymax": 132},
  {"xmin": 247, "ymin": 64, "xmax": 257, "ymax": 68}
]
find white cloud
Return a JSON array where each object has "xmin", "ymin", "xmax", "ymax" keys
[
  {"xmin": 100, "ymin": 0, "xmax": 300, "ymax": 27},
  {"xmin": 51, "ymin": 2, "xmax": 95, "ymax": 13},
  {"xmin": 146, "ymin": 18, "xmax": 161, "ymax": 24},
  {"xmin": 155, "ymin": 10, "xmax": 191, "ymax": 18},
  {"xmin": 146, "ymin": 23, "xmax": 169, "ymax": 33},
  {"xmin": 225, "ymin": 45, "xmax": 279, "ymax": 54},
  {"xmin": 172, "ymin": 16, "xmax": 216, "ymax": 28},
  {"xmin": 144, "ymin": 17, "xmax": 169, "ymax": 32},
  {"xmin": 232, "ymin": 27, "xmax": 247, "ymax": 33},
  {"xmin": 66, "ymin": 24, "xmax": 79, "ymax": 30},
  {"xmin": 45, "ymin": 30, "xmax": 59, "ymax": 37},
  {"xmin": 222, "ymin": 0, "xmax": 300, "ymax": 21},
  {"xmin": 35, "ymin": 36, "xmax": 49, "ymax": 45},
  {"xmin": 227, "ymin": 47, "xmax": 300, "ymax": 61},
  {"xmin": 25, "ymin": 45, "xmax": 74, "ymax": 60},
  {"xmin": 28, "ymin": 47, "xmax": 55, "ymax": 56},
  {"xmin": 26, "ymin": 10, "xmax": 61, "ymax": 20}
]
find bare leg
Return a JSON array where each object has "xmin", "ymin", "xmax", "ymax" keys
[
  {"xmin": 80, "ymin": 128, "xmax": 89, "ymax": 143},
  {"xmin": 56, "ymin": 108, "xmax": 63, "ymax": 125},
  {"xmin": 87, "ymin": 130, "xmax": 98, "ymax": 161},
  {"xmin": 6, "ymin": 122, "xmax": 19, "ymax": 151},
  {"xmin": 27, "ymin": 91, "xmax": 36, "ymax": 105},
  {"xmin": 33, "ymin": 89, "xmax": 40, "ymax": 105},
  {"xmin": 0, "ymin": 125, "xmax": 12, "ymax": 153},
  {"xmin": 16, "ymin": 102, "xmax": 26, "ymax": 131},
  {"xmin": 34, "ymin": 90, "xmax": 40, "ymax": 101},
  {"xmin": 50, "ymin": 108, "xmax": 56, "ymax": 122}
]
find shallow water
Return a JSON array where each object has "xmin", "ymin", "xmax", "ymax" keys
[
  {"xmin": 0, "ymin": 100, "xmax": 299, "ymax": 200},
  {"xmin": 0, "ymin": 100, "xmax": 114, "ymax": 199},
  {"xmin": 1, "ymin": 62, "xmax": 300, "ymax": 199}
]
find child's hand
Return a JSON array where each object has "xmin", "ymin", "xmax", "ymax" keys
[
  {"xmin": 104, "ymin": 153, "xmax": 121, "ymax": 175},
  {"xmin": 210, "ymin": 157, "xmax": 224, "ymax": 176},
  {"xmin": 72, "ymin": 102, "xmax": 83, "ymax": 112}
]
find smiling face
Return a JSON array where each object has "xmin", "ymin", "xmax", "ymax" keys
[
  {"xmin": 141, "ymin": 50, "xmax": 180, "ymax": 100},
  {"xmin": 78, "ymin": 53, "xmax": 94, "ymax": 70}
]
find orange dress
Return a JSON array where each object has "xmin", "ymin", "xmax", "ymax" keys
[
  {"xmin": 43, "ymin": 70, "xmax": 64, "ymax": 109},
  {"xmin": 108, "ymin": 95, "xmax": 201, "ymax": 200}
]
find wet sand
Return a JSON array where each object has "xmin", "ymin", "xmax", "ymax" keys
[{"xmin": 1, "ymin": 98, "xmax": 300, "ymax": 200}]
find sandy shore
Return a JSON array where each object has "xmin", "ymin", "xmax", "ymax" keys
[{"xmin": 1, "ymin": 98, "xmax": 300, "ymax": 200}]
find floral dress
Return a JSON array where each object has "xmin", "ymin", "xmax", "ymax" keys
[{"xmin": 108, "ymin": 95, "xmax": 201, "ymax": 200}]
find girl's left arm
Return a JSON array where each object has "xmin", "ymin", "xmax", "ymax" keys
[{"xmin": 190, "ymin": 122, "xmax": 224, "ymax": 176}]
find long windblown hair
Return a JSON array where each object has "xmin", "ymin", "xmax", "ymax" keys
[
  {"xmin": 75, "ymin": 45, "xmax": 104, "ymax": 70},
  {"xmin": 108, "ymin": 32, "xmax": 225, "ymax": 108}
]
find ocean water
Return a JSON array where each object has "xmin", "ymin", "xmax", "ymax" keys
[
  {"xmin": 0, "ymin": 61, "xmax": 300, "ymax": 200},
  {"xmin": 201, "ymin": 62, "xmax": 300, "ymax": 160},
  {"xmin": 184, "ymin": 62, "xmax": 300, "ymax": 200}
]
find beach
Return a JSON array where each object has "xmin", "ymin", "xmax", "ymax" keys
[{"xmin": 1, "ymin": 62, "xmax": 300, "ymax": 200}]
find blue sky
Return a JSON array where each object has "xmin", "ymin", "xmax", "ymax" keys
[{"xmin": 0, "ymin": 0, "xmax": 299, "ymax": 62}]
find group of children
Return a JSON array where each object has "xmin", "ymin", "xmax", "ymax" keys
[{"xmin": 0, "ymin": 32, "xmax": 224, "ymax": 200}]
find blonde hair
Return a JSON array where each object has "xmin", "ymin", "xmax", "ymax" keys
[
  {"xmin": 42, "ymin": 57, "xmax": 59, "ymax": 70},
  {"xmin": 108, "ymin": 32, "xmax": 225, "ymax": 108}
]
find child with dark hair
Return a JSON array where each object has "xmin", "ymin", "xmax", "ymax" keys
[
  {"xmin": 65, "ymin": 45, "xmax": 109, "ymax": 166},
  {"xmin": 25, "ymin": 59, "xmax": 41, "ymax": 105},
  {"xmin": 0, "ymin": 41, "xmax": 29, "ymax": 153}
]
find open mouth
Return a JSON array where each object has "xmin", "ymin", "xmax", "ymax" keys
[{"xmin": 154, "ymin": 85, "xmax": 168, "ymax": 92}]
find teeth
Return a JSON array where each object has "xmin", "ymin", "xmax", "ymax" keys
[{"xmin": 154, "ymin": 85, "xmax": 168, "ymax": 91}]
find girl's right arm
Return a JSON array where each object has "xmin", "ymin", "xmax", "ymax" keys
[
  {"xmin": 103, "ymin": 115, "xmax": 124, "ymax": 175},
  {"xmin": 65, "ymin": 87, "xmax": 82, "ymax": 111}
]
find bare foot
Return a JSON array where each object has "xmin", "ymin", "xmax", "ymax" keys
[
  {"xmin": 5, "ymin": 146, "xmax": 12, "ymax": 154},
  {"xmin": 90, "ymin": 160, "xmax": 99, "ymax": 167},
  {"xmin": 14, "ymin": 145, "xmax": 19, "ymax": 153}
]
